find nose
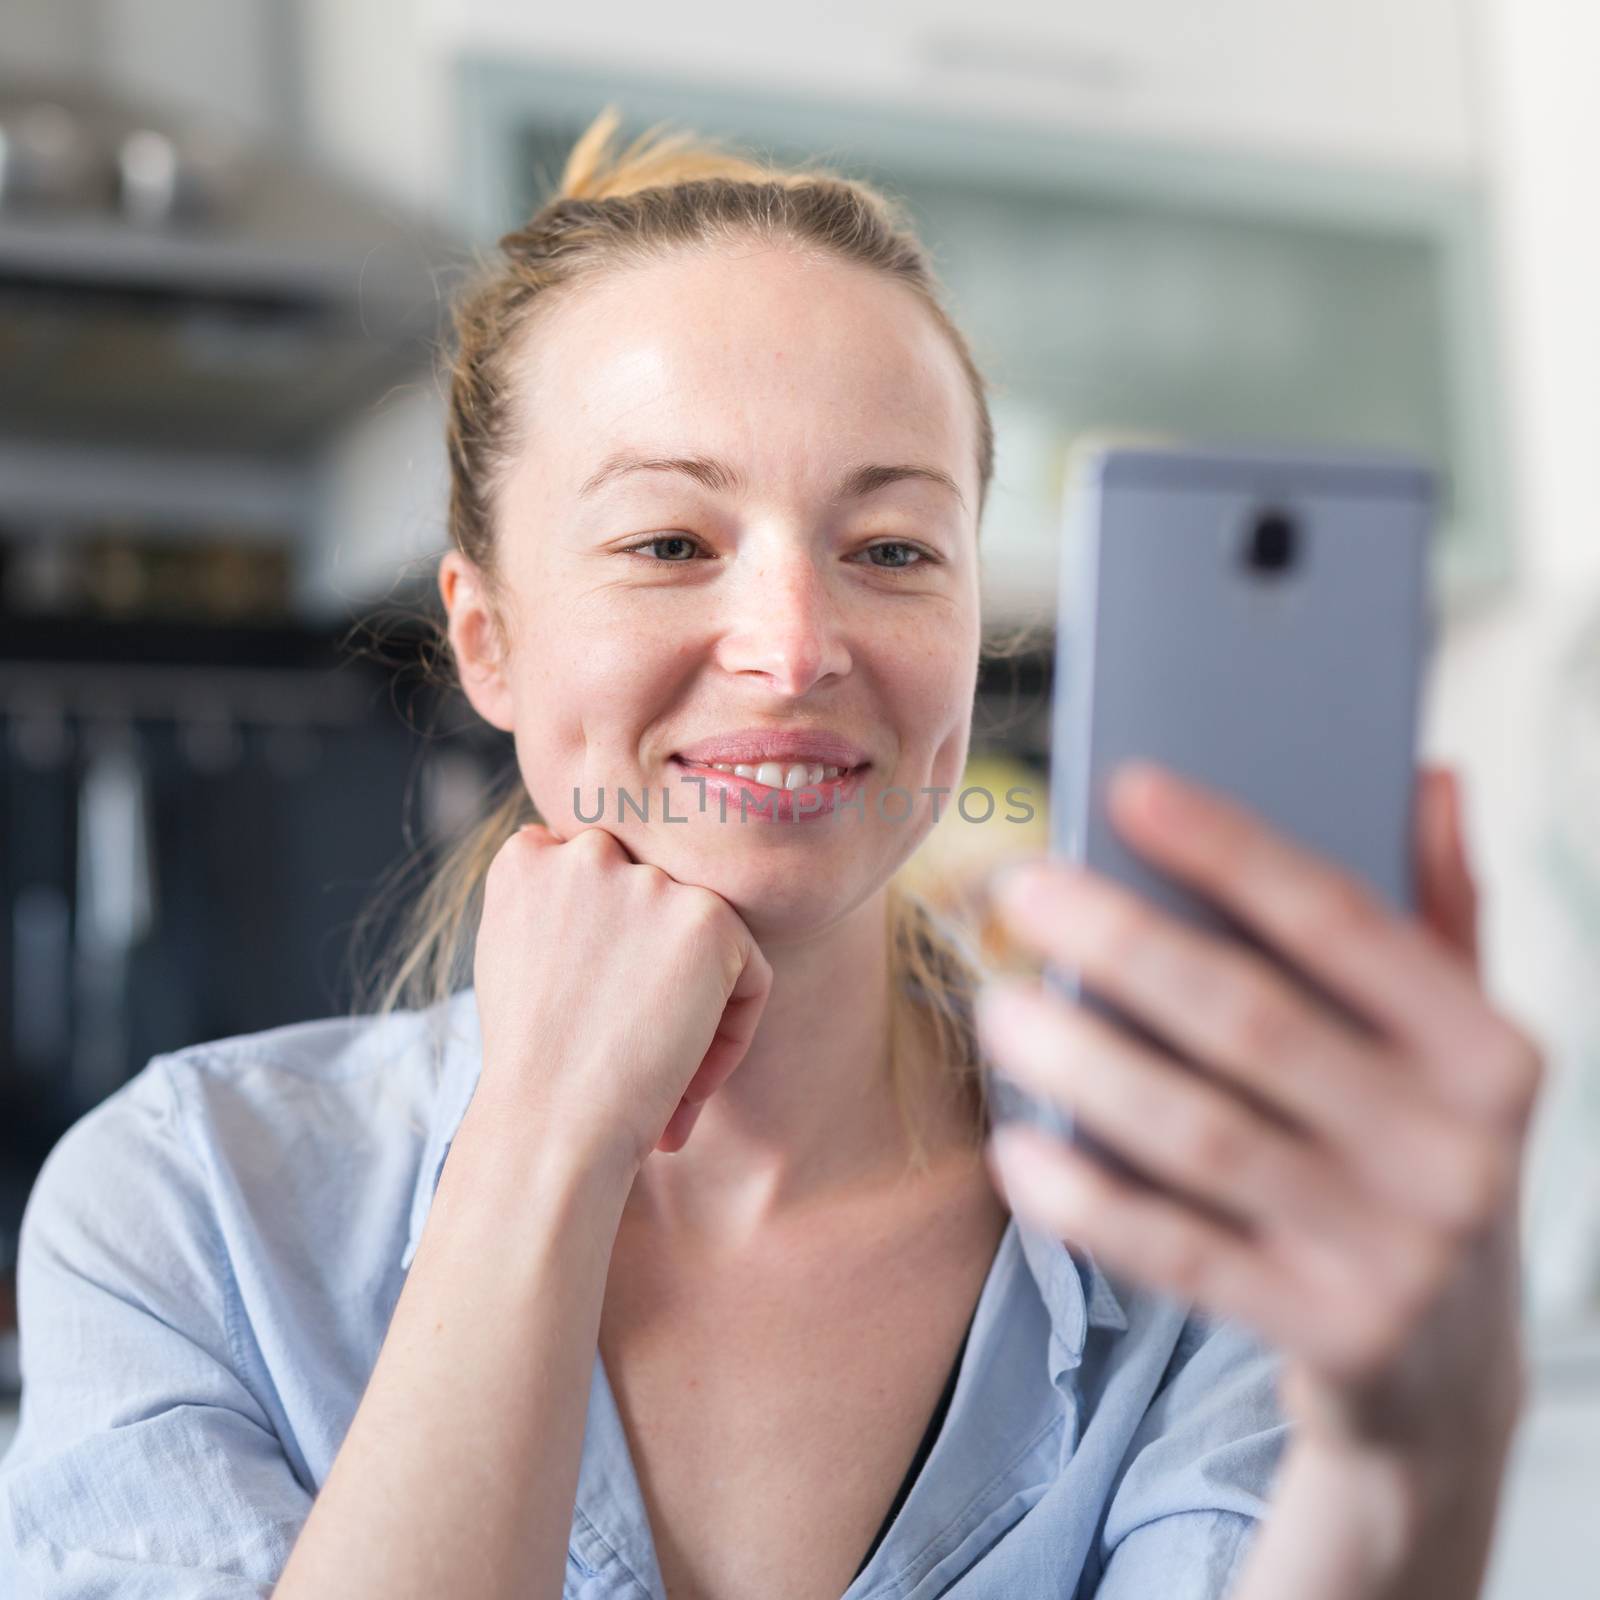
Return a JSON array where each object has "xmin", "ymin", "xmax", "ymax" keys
[{"xmin": 714, "ymin": 544, "xmax": 852, "ymax": 696}]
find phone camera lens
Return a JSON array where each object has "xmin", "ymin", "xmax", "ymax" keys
[{"xmin": 1241, "ymin": 508, "xmax": 1299, "ymax": 576}]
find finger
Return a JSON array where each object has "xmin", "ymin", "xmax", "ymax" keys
[
  {"xmin": 1446, "ymin": 774, "xmax": 1482, "ymax": 966},
  {"xmin": 985, "ymin": 1121, "xmax": 1371, "ymax": 1375},
  {"xmin": 1416, "ymin": 765, "xmax": 1481, "ymax": 971},
  {"xmin": 729, "ymin": 927, "xmax": 775, "ymax": 1006},
  {"xmin": 975, "ymin": 977, "xmax": 1469, "ymax": 1260},
  {"xmin": 1099, "ymin": 762, "xmax": 1500, "ymax": 1080},
  {"xmin": 515, "ymin": 821, "xmax": 561, "ymax": 846},
  {"xmin": 985, "ymin": 867, "xmax": 1500, "ymax": 1226},
  {"xmin": 994, "ymin": 861, "xmax": 1376, "ymax": 1132},
  {"xmin": 565, "ymin": 822, "xmax": 640, "ymax": 862},
  {"xmin": 656, "ymin": 1095, "xmax": 705, "ymax": 1153},
  {"xmin": 689, "ymin": 936, "xmax": 773, "ymax": 1099}
]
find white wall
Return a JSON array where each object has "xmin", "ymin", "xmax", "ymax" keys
[
  {"xmin": 0, "ymin": 0, "xmax": 292, "ymax": 143},
  {"xmin": 1424, "ymin": 0, "xmax": 1600, "ymax": 1326},
  {"xmin": 1476, "ymin": 0, "xmax": 1600, "ymax": 592},
  {"xmin": 284, "ymin": 0, "xmax": 1482, "ymax": 216},
  {"xmin": 294, "ymin": 0, "xmax": 452, "ymax": 214},
  {"xmin": 423, "ymin": 0, "xmax": 1477, "ymax": 177}
]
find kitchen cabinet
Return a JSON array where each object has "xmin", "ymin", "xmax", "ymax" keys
[{"xmin": 426, "ymin": 0, "xmax": 1476, "ymax": 178}]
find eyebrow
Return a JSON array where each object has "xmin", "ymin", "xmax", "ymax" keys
[{"xmin": 577, "ymin": 451, "xmax": 967, "ymax": 511}]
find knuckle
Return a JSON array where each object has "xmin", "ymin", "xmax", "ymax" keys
[
  {"xmin": 1342, "ymin": 1299, "xmax": 1407, "ymax": 1376},
  {"xmin": 1444, "ymin": 1132, "xmax": 1512, "ymax": 1235},
  {"xmin": 663, "ymin": 883, "xmax": 734, "ymax": 949},
  {"xmin": 1175, "ymin": 1104, "xmax": 1247, "ymax": 1179},
  {"xmin": 681, "ymin": 883, "xmax": 729, "ymax": 927},
  {"xmin": 485, "ymin": 834, "xmax": 528, "ymax": 883},
  {"xmin": 1392, "ymin": 1231, "xmax": 1453, "ymax": 1325},
  {"xmin": 628, "ymin": 862, "xmax": 669, "ymax": 905},
  {"xmin": 1288, "ymin": 871, "xmax": 1384, "ymax": 950},
  {"xmin": 1095, "ymin": 895, "xmax": 1159, "ymax": 975},
  {"xmin": 1223, "ymin": 979, "xmax": 1299, "ymax": 1064},
  {"xmin": 1487, "ymin": 1023, "xmax": 1545, "ymax": 1124}
]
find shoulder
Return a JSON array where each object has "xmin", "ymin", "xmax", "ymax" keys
[
  {"xmin": 1098, "ymin": 1290, "xmax": 1286, "ymax": 1530},
  {"xmin": 156, "ymin": 999, "xmax": 451, "ymax": 1164},
  {"xmin": 21, "ymin": 995, "xmax": 468, "ymax": 1282},
  {"xmin": 1061, "ymin": 1278, "xmax": 1285, "ymax": 1597}
]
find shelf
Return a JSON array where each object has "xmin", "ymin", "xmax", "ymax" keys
[{"xmin": 0, "ymin": 438, "xmax": 309, "ymax": 531}]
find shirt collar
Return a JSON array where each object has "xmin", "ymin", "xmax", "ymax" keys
[
  {"xmin": 1014, "ymin": 1210, "xmax": 1129, "ymax": 1389},
  {"xmin": 400, "ymin": 987, "xmax": 1131, "ymax": 1360}
]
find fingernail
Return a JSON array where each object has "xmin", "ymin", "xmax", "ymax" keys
[{"xmin": 1115, "ymin": 761, "xmax": 1178, "ymax": 822}]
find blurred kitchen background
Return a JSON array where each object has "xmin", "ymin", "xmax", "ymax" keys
[{"xmin": 2, "ymin": 2, "xmax": 1598, "ymax": 1591}]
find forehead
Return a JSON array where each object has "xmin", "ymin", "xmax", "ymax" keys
[{"xmin": 507, "ymin": 245, "xmax": 979, "ymax": 503}]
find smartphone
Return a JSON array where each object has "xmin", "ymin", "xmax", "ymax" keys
[{"xmin": 984, "ymin": 439, "xmax": 1435, "ymax": 1151}]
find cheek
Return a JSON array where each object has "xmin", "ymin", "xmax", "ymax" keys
[
  {"xmin": 510, "ymin": 609, "xmax": 685, "ymax": 807},
  {"xmin": 869, "ymin": 623, "xmax": 977, "ymax": 772}
]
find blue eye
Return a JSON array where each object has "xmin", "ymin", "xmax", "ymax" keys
[
  {"xmin": 624, "ymin": 534, "xmax": 703, "ymax": 562},
  {"xmin": 861, "ymin": 541, "xmax": 931, "ymax": 569}
]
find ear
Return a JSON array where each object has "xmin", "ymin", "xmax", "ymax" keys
[{"xmin": 438, "ymin": 551, "xmax": 516, "ymax": 734}]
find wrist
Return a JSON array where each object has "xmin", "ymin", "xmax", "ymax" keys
[
  {"xmin": 466, "ymin": 1063, "xmax": 642, "ymax": 1179},
  {"xmin": 1282, "ymin": 1420, "xmax": 1518, "ymax": 1597},
  {"xmin": 443, "ymin": 1082, "xmax": 639, "ymax": 1233}
]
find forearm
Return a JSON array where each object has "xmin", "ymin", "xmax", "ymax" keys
[
  {"xmin": 274, "ymin": 1085, "xmax": 634, "ymax": 1600},
  {"xmin": 1227, "ymin": 1428, "xmax": 1517, "ymax": 1600}
]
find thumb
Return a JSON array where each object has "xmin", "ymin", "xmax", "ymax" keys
[{"xmin": 1416, "ymin": 764, "xmax": 1481, "ymax": 971}]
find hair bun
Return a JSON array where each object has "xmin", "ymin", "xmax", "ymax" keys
[{"xmin": 556, "ymin": 102, "xmax": 776, "ymax": 204}]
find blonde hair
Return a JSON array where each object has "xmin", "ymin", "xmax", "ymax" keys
[{"xmin": 349, "ymin": 106, "xmax": 1020, "ymax": 1172}]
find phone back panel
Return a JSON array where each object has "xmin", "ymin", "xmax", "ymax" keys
[
  {"xmin": 991, "ymin": 443, "xmax": 1434, "ymax": 1142},
  {"xmin": 1057, "ymin": 444, "xmax": 1433, "ymax": 924}
]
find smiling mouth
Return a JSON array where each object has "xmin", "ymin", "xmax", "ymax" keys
[{"xmin": 670, "ymin": 756, "xmax": 868, "ymax": 791}]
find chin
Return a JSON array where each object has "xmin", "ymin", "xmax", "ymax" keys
[{"xmin": 665, "ymin": 837, "xmax": 891, "ymax": 932}]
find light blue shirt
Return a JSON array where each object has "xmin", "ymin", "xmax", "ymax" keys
[{"xmin": 0, "ymin": 986, "xmax": 1287, "ymax": 1598}]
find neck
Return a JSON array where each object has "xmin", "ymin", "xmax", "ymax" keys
[{"xmin": 626, "ymin": 886, "xmax": 963, "ymax": 1245}]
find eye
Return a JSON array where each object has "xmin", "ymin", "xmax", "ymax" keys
[
  {"xmin": 857, "ymin": 539, "xmax": 936, "ymax": 571},
  {"xmin": 620, "ymin": 534, "xmax": 707, "ymax": 562}
]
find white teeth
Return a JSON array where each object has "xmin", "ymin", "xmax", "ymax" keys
[{"xmin": 697, "ymin": 760, "xmax": 848, "ymax": 788}]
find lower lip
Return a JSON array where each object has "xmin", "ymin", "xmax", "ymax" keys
[{"xmin": 668, "ymin": 757, "xmax": 869, "ymax": 823}]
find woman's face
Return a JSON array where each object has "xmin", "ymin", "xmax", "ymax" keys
[{"xmin": 445, "ymin": 243, "xmax": 984, "ymax": 939}]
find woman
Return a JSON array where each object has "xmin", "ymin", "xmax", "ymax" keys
[{"xmin": 0, "ymin": 108, "xmax": 1540, "ymax": 1599}]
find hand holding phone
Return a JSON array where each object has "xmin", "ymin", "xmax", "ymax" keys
[{"xmin": 970, "ymin": 451, "xmax": 1542, "ymax": 1545}]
